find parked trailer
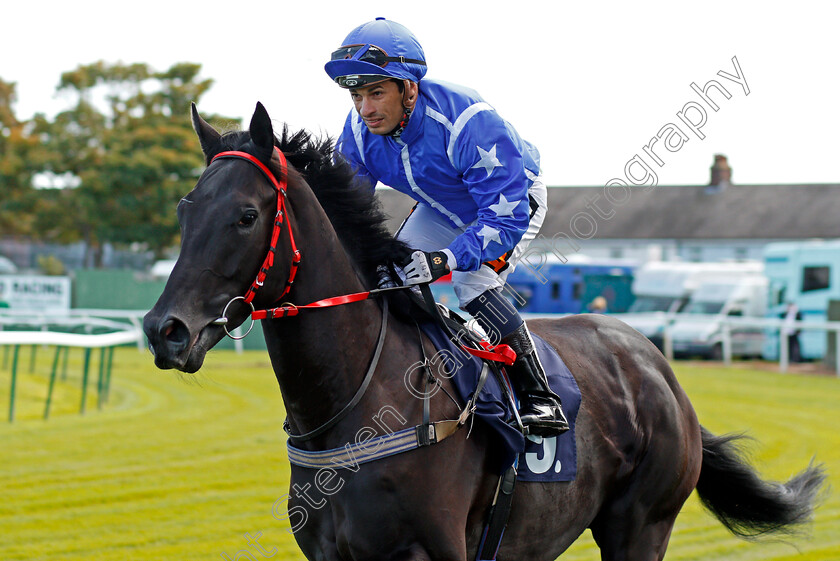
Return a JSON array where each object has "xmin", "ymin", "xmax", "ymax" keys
[{"xmin": 762, "ymin": 240, "xmax": 840, "ymax": 361}]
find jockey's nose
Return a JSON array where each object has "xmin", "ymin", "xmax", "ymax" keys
[{"xmin": 359, "ymin": 96, "xmax": 375, "ymax": 117}]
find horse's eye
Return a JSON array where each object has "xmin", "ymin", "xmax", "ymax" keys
[{"xmin": 239, "ymin": 210, "xmax": 258, "ymax": 227}]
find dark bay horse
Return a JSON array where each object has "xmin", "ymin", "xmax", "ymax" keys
[{"xmin": 144, "ymin": 102, "xmax": 825, "ymax": 561}]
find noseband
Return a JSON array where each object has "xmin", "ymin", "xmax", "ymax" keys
[{"xmin": 209, "ymin": 147, "xmax": 301, "ymax": 338}]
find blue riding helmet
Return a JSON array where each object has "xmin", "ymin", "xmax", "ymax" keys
[{"xmin": 325, "ymin": 17, "xmax": 427, "ymax": 88}]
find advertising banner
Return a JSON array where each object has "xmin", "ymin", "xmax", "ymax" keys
[{"xmin": 0, "ymin": 276, "xmax": 72, "ymax": 311}]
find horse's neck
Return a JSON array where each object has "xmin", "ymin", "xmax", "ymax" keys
[{"xmin": 261, "ymin": 191, "xmax": 388, "ymax": 440}]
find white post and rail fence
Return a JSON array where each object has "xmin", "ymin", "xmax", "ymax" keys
[
  {"xmin": 0, "ymin": 308, "xmax": 253, "ymax": 423},
  {"xmin": 612, "ymin": 313, "xmax": 840, "ymax": 375},
  {"xmin": 2, "ymin": 309, "xmax": 836, "ymax": 423}
]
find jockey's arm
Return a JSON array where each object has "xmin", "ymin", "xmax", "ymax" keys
[{"xmin": 444, "ymin": 114, "xmax": 534, "ymax": 272}]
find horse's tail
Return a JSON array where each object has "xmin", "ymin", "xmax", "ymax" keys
[{"xmin": 695, "ymin": 426, "xmax": 827, "ymax": 538}]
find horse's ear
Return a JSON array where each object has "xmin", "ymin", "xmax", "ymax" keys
[
  {"xmin": 191, "ymin": 102, "xmax": 222, "ymax": 163},
  {"xmin": 249, "ymin": 102, "xmax": 275, "ymax": 164}
]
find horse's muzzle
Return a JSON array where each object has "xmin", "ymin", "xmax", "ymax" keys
[{"xmin": 143, "ymin": 313, "xmax": 194, "ymax": 370}]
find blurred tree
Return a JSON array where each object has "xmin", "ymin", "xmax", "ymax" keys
[
  {"xmin": 30, "ymin": 61, "xmax": 237, "ymax": 264},
  {"xmin": 0, "ymin": 78, "xmax": 42, "ymax": 236},
  {"xmin": 0, "ymin": 77, "xmax": 19, "ymax": 125}
]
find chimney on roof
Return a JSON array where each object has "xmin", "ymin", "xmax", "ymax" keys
[{"xmin": 708, "ymin": 154, "xmax": 732, "ymax": 192}]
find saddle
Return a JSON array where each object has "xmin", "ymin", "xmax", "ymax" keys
[
  {"xmin": 401, "ymin": 283, "xmax": 581, "ymax": 561},
  {"xmin": 398, "ymin": 284, "xmax": 581, "ymax": 479}
]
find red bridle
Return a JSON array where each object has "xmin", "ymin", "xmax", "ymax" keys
[
  {"xmin": 205, "ymin": 146, "xmax": 515, "ymax": 365},
  {"xmin": 210, "ymin": 147, "xmax": 301, "ymax": 305}
]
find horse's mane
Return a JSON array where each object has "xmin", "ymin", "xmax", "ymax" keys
[{"xmin": 216, "ymin": 127, "xmax": 408, "ymax": 288}]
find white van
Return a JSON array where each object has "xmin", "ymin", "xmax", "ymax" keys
[
  {"xmin": 622, "ymin": 261, "xmax": 763, "ymax": 350},
  {"xmin": 669, "ymin": 274, "xmax": 768, "ymax": 359}
]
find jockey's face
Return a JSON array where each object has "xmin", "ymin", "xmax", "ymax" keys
[{"xmin": 350, "ymin": 80, "xmax": 417, "ymax": 135}]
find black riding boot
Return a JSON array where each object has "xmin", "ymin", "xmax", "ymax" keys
[{"xmin": 502, "ymin": 323, "xmax": 569, "ymax": 437}]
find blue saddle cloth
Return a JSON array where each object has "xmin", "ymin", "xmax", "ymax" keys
[{"xmin": 419, "ymin": 321, "xmax": 581, "ymax": 482}]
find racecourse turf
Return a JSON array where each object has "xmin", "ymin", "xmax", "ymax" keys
[{"xmin": 0, "ymin": 346, "xmax": 838, "ymax": 560}]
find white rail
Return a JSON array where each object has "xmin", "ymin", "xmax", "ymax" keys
[
  {"xmin": 0, "ymin": 309, "xmax": 248, "ymax": 353},
  {"xmin": 0, "ymin": 309, "xmax": 147, "ymax": 350},
  {"xmin": 613, "ymin": 313, "xmax": 840, "ymax": 375},
  {"xmin": 0, "ymin": 329, "xmax": 143, "ymax": 348}
]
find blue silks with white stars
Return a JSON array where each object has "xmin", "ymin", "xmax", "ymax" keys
[{"xmin": 336, "ymin": 78, "xmax": 542, "ymax": 272}]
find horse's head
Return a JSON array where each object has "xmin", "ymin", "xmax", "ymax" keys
[{"xmin": 143, "ymin": 102, "xmax": 292, "ymax": 372}]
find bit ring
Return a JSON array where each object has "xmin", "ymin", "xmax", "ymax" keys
[{"xmin": 214, "ymin": 296, "xmax": 256, "ymax": 340}]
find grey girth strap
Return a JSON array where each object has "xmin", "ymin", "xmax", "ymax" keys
[
  {"xmin": 286, "ymin": 363, "xmax": 487, "ymax": 469},
  {"xmin": 284, "ymin": 290, "xmax": 493, "ymax": 467}
]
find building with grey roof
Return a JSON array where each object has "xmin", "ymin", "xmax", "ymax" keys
[{"xmin": 375, "ymin": 155, "xmax": 840, "ymax": 264}]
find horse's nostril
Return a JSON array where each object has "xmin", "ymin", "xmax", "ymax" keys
[
  {"xmin": 143, "ymin": 314, "xmax": 192, "ymax": 370},
  {"xmin": 161, "ymin": 318, "xmax": 190, "ymax": 347}
]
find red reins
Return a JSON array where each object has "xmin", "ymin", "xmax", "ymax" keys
[
  {"xmin": 252, "ymin": 290, "xmax": 375, "ymax": 318},
  {"xmin": 251, "ymin": 288, "xmax": 516, "ymax": 365}
]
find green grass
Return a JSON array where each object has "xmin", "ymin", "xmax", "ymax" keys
[
  {"xmin": 0, "ymin": 349, "xmax": 837, "ymax": 560},
  {"xmin": 561, "ymin": 362, "xmax": 840, "ymax": 561}
]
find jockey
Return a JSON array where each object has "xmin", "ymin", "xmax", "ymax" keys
[{"xmin": 324, "ymin": 18, "xmax": 568, "ymax": 437}]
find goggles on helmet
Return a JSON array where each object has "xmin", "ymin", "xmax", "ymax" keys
[
  {"xmin": 330, "ymin": 44, "xmax": 426, "ymax": 69},
  {"xmin": 334, "ymin": 74, "xmax": 394, "ymax": 89}
]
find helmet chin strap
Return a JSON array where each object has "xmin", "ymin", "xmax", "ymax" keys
[
  {"xmin": 389, "ymin": 81, "xmax": 416, "ymax": 138},
  {"xmin": 388, "ymin": 107, "xmax": 412, "ymax": 138}
]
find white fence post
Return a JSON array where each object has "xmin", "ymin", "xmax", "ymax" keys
[
  {"xmin": 779, "ymin": 325, "xmax": 789, "ymax": 373},
  {"xmin": 835, "ymin": 330, "xmax": 840, "ymax": 377},
  {"xmin": 128, "ymin": 316, "xmax": 146, "ymax": 352},
  {"xmin": 663, "ymin": 317, "xmax": 674, "ymax": 361},
  {"xmin": 721, "ymin": 323, "xmax": 732, "ymax": 366}
]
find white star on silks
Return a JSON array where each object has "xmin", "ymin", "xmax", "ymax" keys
[
  {"xmin": 488, "ymin": 193, "xmax": 520, "ymax": 218},
  {"xmin": 472, "ymin": 144, "xmax": 503, "ymax": 177},
  {"xmin": 477, "ymin": 224, "xmax": 502, "ymax": 250}
]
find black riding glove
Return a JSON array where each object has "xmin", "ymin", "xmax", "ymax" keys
[{"xmin": 401, "ymin": 250, "xmax": 450, "ymax": 285}]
